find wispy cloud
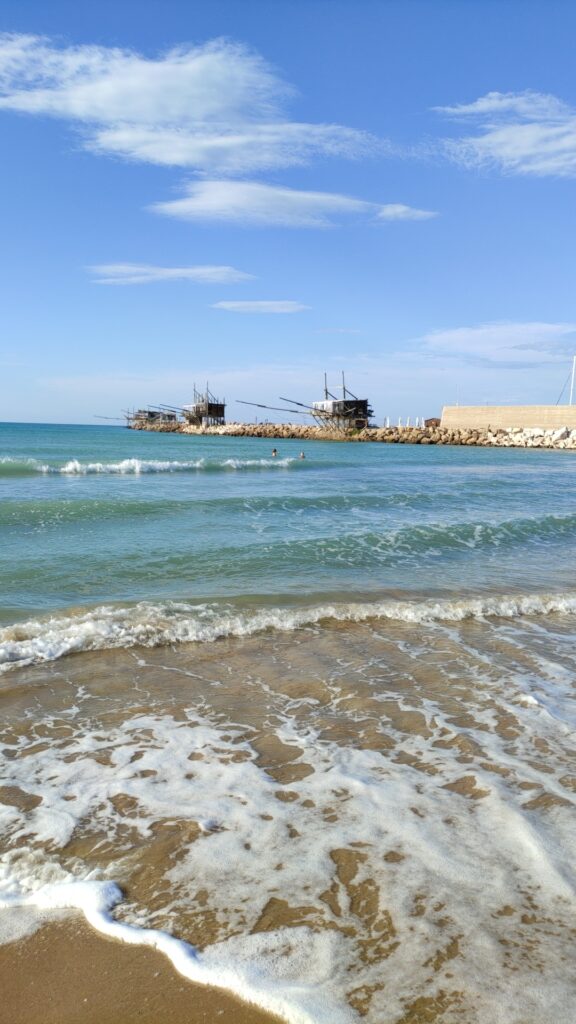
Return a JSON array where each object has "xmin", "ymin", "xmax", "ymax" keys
[
  {"xmin": 88, "ymin": 262, "xmax": 254, "ymax": 285},
  {"xmin": 419, "ymin": 320, "xmax": 576, "ymax": 365},
  {"xmin": 212, "ymin": 300, "xmax": 309, "ymax": 314},
  {"xmin": 435, "ymin": 91, "xmax": 576, "ymax": 177},
  {"xmin": 377, "ymin": 203, "xmax": 434, "ymax": 221},
  {"xmin": 152, "ymin": 180, "xmax": 437, "ymax": 228},
  {"xmin": 91, "ymin": 122, "xmax": 378, "ymax": 174},
  {"xmin": 0, "ymin": 34, "xmax": 438, "ymax": 230},
  {"xmin": 0, "ymin": 33, "xmax": 378, "ymax": 174}
]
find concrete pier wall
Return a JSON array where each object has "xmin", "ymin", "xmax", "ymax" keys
[{"xmin": 441, "ymin": 405, "xmax": 576, "ymax": 430}]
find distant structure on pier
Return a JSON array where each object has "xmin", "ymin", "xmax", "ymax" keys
[
  {"xmin": 124, "ymin": 386, "xmax": 226, "ymax": 430},
  {"xmin": 238, "ymin": 372, "xmax": 374, "ymax": 432},
  {"xmin": 309, "ymin": 374, "xmax": 374, "ymax": 431},
  {"xmin": 127, "ymin": 407, "xmax": 179, "ymax": 427},
  {"xmin": 182, "ymin": 385, "xmax": 226, "ymax": 427}
]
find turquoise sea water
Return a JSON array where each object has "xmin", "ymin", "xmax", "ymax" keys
[
  {"xmin": 2, "ymin": 422, "xmax": 576, "ymax": 1024},
  {"xmin": 3, "ymin": 421, "xmax": 576, "ymax": 631}
]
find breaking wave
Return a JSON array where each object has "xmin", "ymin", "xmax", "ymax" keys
[
  {"xmin": 0, "ymin": 456, "xmax": 297, "ymax": 476},
  {"xmin": 3, "ymin": 590, "xmax": 576, "ymax": 671}
]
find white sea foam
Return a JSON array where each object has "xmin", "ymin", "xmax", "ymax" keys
[
  {"xmin": 0, "ymin": 866, "xmax": 352, "ymax": 1024},
  {"xmin": 0, "ymin": 455, "xmax": 297, "ymax": 475},
  {"xmin": 3, "ymin": 591, "xmax": 576, "ymax": 671},
  {"xmin": 0, "ymin": 456, "xmax": 40, "ymax": 467},
  {"xmin": 0, "ymin": 713, "xmax": 358, "ymax": 1023},
  {"xmin": 52, "ymin": 457, "xmax": 206, "ymax": 474},
  {"xmin": 222, "ymin": 457, "xmax": 294, "ymax": 469},
  {"xmin": 1, "ymin": 685, "xmax": 575, "ymax": 1023}
]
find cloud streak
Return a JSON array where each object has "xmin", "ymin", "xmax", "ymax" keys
[
  {"xmin": 0, "ymin": 33, "xmax": 377, "ymax": 174},
  {"xmin": 0, "ymin": 33, "xmax": 437, "ymax": 228},
  {"xmin": 90, "ymin": 122, "xmax": 377, "ymax": 174},
  {"xmin": 152, "ymin": 180, "xmax": 437, "ymax": 228},
  {"xmin": 435, "ymin": 91, "xmax": 576, "ymax": 177},
  {"xmin": 88, "ymin": 263, "xmax": 254, "ymax": 285},
  {"xmin": 212, "ymin": 300, "xmax": 309, "ymax": 314},
  {"xmin": 419, "ymin": 320, "xmax": 576, "ymax": 365}
]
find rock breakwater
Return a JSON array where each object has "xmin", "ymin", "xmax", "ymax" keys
[{"xmin": 129, "ymin": 420, "xmax": 576, "ymax": 449}]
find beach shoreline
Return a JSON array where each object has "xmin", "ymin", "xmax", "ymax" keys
[{"xmin": 1, "ymin": 917, "xmax": 282, "ymax": 1024}]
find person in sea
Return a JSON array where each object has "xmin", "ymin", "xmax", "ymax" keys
[
  {"xmin": 299, "ymin": 451, "xmax": 306, "ymax": 459},
  {"xmin": 271, "ymin": 448, "xmax": 278, "ymax": 456}
]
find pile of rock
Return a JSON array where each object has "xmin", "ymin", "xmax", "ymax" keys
[
  {"xmin": 483, "ymin": 426, "xmax": 576, "ymax": 449},
  {"xmin": 181, "ymin": 422, "xmax": 344, "ymax": 441},
  {"xmin": 130, "ymin": 419, "xmax": 576, "ymax": 449},
  {"xmin": 130, "ymin": 420, "xmax": 180, "ymax": 432}
]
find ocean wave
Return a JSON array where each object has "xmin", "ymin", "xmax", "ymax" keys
[
  {"xmin": 411, "ymin": 514, "xmax": 576, "ymax": 549},
  {"xmin": 0, "ymin": 456, "xmax": 297, "ymax": 476},
  {"xmin": 2, "ymin": 591, "xmax": 576, "ymax": 671},
  {"xmin": 389, "ymin": 514, "xmax": 576, "ymax": 553},
  {"xmin": 0, "ymin": 457, "xmax": 46, "ymax": 477},
  {"xmin": 0, "ymin": 491, "xmax": 446, "ymax": 530},
  {"xmin": 291, "ymin": 513, "xmax": 576, "ymax": 561},
  {"xmin": 224, "ymin": 514, "xmax": 576, "ymax": 572}
]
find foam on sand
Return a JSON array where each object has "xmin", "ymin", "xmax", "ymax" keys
[
  {"xmin": 1, "ymin": 663, "xmax": 575, "ymax": 1023},
  {"xmin": 0, "ymin": 869, "xmax": 351, "ymax": 1024}
]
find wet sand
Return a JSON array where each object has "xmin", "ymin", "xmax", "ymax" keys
[
  {"xmin": 1, "ymin": 618, "xmax": 575, "ymax": 1023},
  {"xmin": 0, "ymin": 917, "xmax": 282, "ymax": 1024}
]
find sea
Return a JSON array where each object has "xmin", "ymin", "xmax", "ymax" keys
[{"xmin": 1, "ymin": 421, "xmax": 575, "ymax": 1024}]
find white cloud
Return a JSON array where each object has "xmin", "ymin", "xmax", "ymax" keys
[
  {"xmin": 0, "ymin": 33, "xmax": 376, "ymax": 173},
  {"xmin": 0, "ymin": 34, "xmax": 285, "ymax": 123},
  {"xmin": 0, "ymin": 34, "xmax": 439, "ymax": 227},
  {"xmin": 419, "ymin": 320, "xmax": 576, "ymax": 365},
  {"xmin": 152, "ymin": 180, "xmax": 437, "ymax": 227},
  {"xmin": 437, "ymin": 92, "xmax": 567, "ymax": 121},
  {"xmin": 212, "ymin": 300, "xmax": 309, "ymax": 314},
  {"xmin": 435, "ymin": 90, "xmax": 576, "ymax": 177},
  {"xmin": 91, "ymin": 122, "xmax": 376, "ymax": 174},
  {"xmin": 377, "ymin": 203, "xmax": 435, "ymax": 221},
  {"xmin": 88, "ymin": 263, "xmax": 254, "ymax": 285}
]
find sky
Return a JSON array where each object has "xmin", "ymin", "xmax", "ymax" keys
[{"xmin": 2, "ymin": 0, "xmax": 576, "ymax": 424}]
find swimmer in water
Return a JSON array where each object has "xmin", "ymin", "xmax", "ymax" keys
[
  {"xmin": 299, "ymin": 451, "xmax": 306, "ymax": 459},
  {"xmin": 271, "ymin": 448, "xmax": 278, "ymax": 456}
]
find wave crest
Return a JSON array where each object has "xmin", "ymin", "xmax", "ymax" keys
[
  {"xmin": 0, "ymin": 456, "xmax": 297, "ymax": 476},
  {"xmin": 2, "ymin": 591, "xmax": 576, "ymax": 671}
]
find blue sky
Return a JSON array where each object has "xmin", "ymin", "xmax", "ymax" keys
[{"xmin": 2, "ymin": 0, "xmax": 576, "ymax": 423}]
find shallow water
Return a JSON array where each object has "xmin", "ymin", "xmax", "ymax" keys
[{"xmin": 1, "ymin": 423, "xmax": 575, "ymax": 1022}]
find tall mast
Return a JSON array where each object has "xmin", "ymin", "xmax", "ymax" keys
[{"xmin": 570, "ymin": 356, "xmax": 576, "ymax": 406}]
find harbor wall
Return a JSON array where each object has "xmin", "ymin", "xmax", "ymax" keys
[{"xmin": 441, "ymin": 405, "xmax": 576, "ymax": 430}]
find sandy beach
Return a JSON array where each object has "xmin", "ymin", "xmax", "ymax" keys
[{"xmin": 1, "ymin": 918, "xmax": 281, "ymax": 1024}]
